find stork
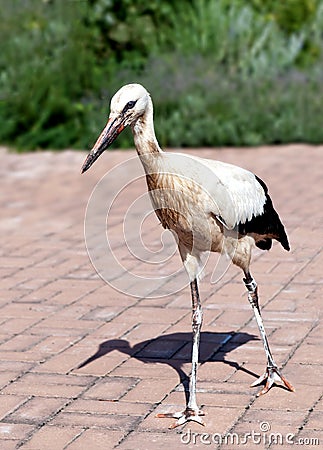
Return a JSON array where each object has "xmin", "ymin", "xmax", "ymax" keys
[{"xmin": 81, "ymin": 83, "xmax": 294, "ymax": 428}]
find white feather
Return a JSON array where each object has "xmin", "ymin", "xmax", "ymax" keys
[{"xmin": 142, "ymin": 152, "xmax": 266, "ymax": 230}]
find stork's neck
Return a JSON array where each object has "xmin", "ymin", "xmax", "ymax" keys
[{"xmin": 131, "ymin": 97, "xmax": 162, "ymax": 160}]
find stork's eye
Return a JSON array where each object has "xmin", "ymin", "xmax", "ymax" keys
[
  {"xmin": 123, "ymin": 100, "xmax": 137, "ymax": 114},
  {"xmin": 127, "ymin": 100, "xmax": 136, "ymax": 109}
]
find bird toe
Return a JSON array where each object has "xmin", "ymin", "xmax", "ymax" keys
[{"xmin": 156, "ymin": 408, "xmax": 206, "ymax": 429}]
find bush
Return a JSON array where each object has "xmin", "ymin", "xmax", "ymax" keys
[
  {"xmin": 1, "ymin": 0, "xmax": 323, "ymax": 150},
  {"xmin": 0, "ymin": 1, "xmax": 106, "ymax": 149},
  {"xmin": 121, "ymin": 54, "xmax": 323, "ymax": 147}
]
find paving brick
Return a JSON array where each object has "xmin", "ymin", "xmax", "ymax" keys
[
  {"xmin": 253, "ymin": 384, "xmax": 322, "ymax": 411},
  {"xmin": 80, "ymin": 305, "xmax": 127, "ymax": 322},
  {"xmin": 0, "ymin": 351, "xmax": 43, "ymax": 363},
  {"xmin": 89, "ymin": 321, "xmax": 134, "ymax": 339},
  {"xmin": 83, "ymin": 376, "xmax": 139, "ymax": 401},
  {"xmin": 0, "ymin": 334, "xmax": 43, "ymax": 352},
  {"xmin": 66, "ymin": 429, "xmax": 125, "ymax": 449},
  {"xmin": 305, "ymin": 411, "xmax": 323, "ymax": 430},
  {"xmin": 113, "ymin": 306, "xmax": 187, "ymax": 324},
  {"xmin": 111, "ymin": 358, "xmax": 190, "ymax": 380},
  {"xmin": 0, "ymin": 395, "xmax": 28, "ymax": 421},
  {"xmin": 64, "ymin": 398, "xmax": 151, "ymax": 416},
  {"xmin": 0, "ymin": 318, "xmax": 40, "ymax": 335},
  {"xmin": 117, "ymin": 431, "xmax": 185, "ymax": 450},
  {"xmin": 282, "ymin": 363, "xmax": 322, "ymax": 386},
  {"xmin": 6, "ymin": 396, "xmax": 67, "ymax": 425},
  {"xmin": 21, "ymin": 425, "xmax": 84, "ymax": 450},
  {"xmin": 167, "ymin": 390, "xmax": 252, "ymax": 409},
  {"xmin": 121, "ymin": 378, "xmax": 178, "ymax": 404},
  {"xmin": 121, "ymin": 323, "xmax": 169, "ymax": 344},
  {"xmin": 2, "ymin": 373, "xmax": 93, "ymax": 398},
  {"xmin": 29, "ymin": 336, "xmax": 78, "ymax": 356},
  {"xmin": 0, "ymin": 371, "xmax": 21, "ymax": 390},
  {"xmin": 0, "ymin": 303, "xmax": 56, "ymax": 319},
  {"xmin": 0, "ymin": 147, "xmax": 321, "ymax": 449},
  {"xmin": 76, "ymin": 286, "xmax": 134, "ymax": 307},
  {"xmin": 50, "ymin": 411, "xmax": 140, "ymax": 430},
  {"xmin": 0, "ymin": 361, "xmax": 33, "ymax": 373},
  {"xmin": 0, "ymin": 422, "xmax": 35, "ymax": 440},
  {"xmin": 140, "ymin": 403, "xmax": 241, "ymax": 434},
  {"xmin": 239, "ymin": 408, "xmax": 307, "ymax": 429},
  {"xmin": 32, "ymin": 318, "xmax": 101, "ymax": 332},
  {"xmin": 0, "ymin": 439, "xmax": 21, "ymax": 450},
  {"xmin": 73, "ymin": 353, "xmax": 130, "ymax": 376},
  {"xmin": 197, "ymin": 360, "xmax": 238, "ymax": 382}
]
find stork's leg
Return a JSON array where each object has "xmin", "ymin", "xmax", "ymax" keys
[
  {"xmin": 156, "ymin": 278, "xmax": 205, "ymax": 428},
  {"xmin": 244, "ymin": 271, "xmax": 295, "ymax": 396}
]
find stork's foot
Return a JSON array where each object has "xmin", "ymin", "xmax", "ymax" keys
[
  {"xmin": 156, "ymin": 407, "xmax": 206, "ymax": 429},
  {"xmin": 251, "ymin": 366, "xmax": 295, "ymax": 396}
]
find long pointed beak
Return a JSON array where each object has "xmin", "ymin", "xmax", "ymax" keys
[{"xmin": 81, "ymin": 116, "xmax": 125, "ymax": 173}]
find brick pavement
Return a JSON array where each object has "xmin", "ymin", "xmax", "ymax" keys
[{"xmin": 0, "ymin": 145, "xmax": 322, "ymax": 449}]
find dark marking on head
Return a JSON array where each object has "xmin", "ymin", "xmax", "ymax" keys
[{"xmin": 122, "ymin": 100, "xmax": 137, "ymax": 115}]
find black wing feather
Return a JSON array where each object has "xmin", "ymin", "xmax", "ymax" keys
[{"xmin": 237, "ymin": 176, "xmax": 290, "ymax": 251}]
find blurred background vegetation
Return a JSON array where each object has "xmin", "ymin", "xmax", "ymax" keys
[{"xmin": 1, "ymin": 0, "xmax": 323, "ymax": 150}]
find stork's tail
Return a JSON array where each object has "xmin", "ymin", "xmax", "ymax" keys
[
  {"xmin": 238, "ymin": 176, "xmax": 290, "ymax": 252},
  {"xmin": 277, "ymin": 226, "xmax": 290, "ymax": 251}
]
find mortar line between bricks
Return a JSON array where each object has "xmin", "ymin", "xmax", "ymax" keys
[
  {"xmin": 0, "ymin": 269, "xmax": 317, "ymax": 446},
  {"xmin": 63, "ymin": 297, "xmax": 146, "ymax": 376},
  {"xmin": 295, "ymin": 392, "xmax": 323, "ymax": 439},
  {"xmin": 0, "ymin": 394, "xmax": 32, "ymax": 422},
  {"xmin": 5, "ymin": 232, "xmax": 105, "ymax": 304},
  {"xmin": 0, "ymin": 313, "xmax": 56, "ymax": 352},
  {"xmin": 222, "ymin": 248, "xmax": 319, "ymax": 341},
  {"xmin": 0, "ymin": 290, "xmax": 145, "ymax": 390},
  {"xmin": 217, "ymin": 389, "xmax": 280, "ymax": 450},
  {"xmin": 106, "ymin": 310, "xmax": 197, "ymax": 447},
  {"xmin": 220, "ymin": 321, "xmax": 322, "ymax": 450},
  {"xmin": 112, "ymin": 301, "xmax": 228, "ymax": 448},
  {"xmin": 8, "ymin": 291, "xmax": 175, "ymax": 447},
  {"xmin": 0, "ymin": 332, "xmax": 46, "ymax": 351},
  {"xmin": 6, "ymin": 283, "xmax": 129, "ymax": 372},
  {"xmin": 120, "ymin": 267, "xmax": 320, "ymax": 449},
  {"xmin": 114, "ymin": 392, "xmax": 176, "ymax": 448},
  {"xmin": 280, "ymin": 320, "xmax": 320, "ymax": 370},
  {"xmin": 112, "ymin": 307, "xmax": 191, "ymax": 368},
  {"xmin": 265, "ymin": 391, "xmax": 323, "ymax": 450},
  {"xmin": 62, "ymin": 427, "xmax": 89, "ymax": 450},
  {"xmin": 100, "ymin": 310, "xmax": 192, "ymax": 382},
  {"xmin": 14, "ymin": 375, "xmax": 104, "ymax": 448},
  {"xmin": 109, "ymin": 273, "xmax": 287, "ymax": 448},
  {"xmin": 0, "ymin": 305, "xmax": 121, "ymax": 397}
]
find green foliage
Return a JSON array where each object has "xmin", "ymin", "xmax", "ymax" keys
[
  {"xmin": 1, "ymin": 0, "xmax": 323, "ymax": 150},
  {"xmin": 86, "ymin": 0, "xmax": 180, "ymax": 61},
  {"xmin": 123, "ymin": 54, "xmax": 323, "ymax": 147},
  {"xmin": 0, "ymin": 1, "xmax": 106, "ymax": 149},
  {"xmin": 250, "ymin": 0, "xmax": 318, "ymax": 34}
]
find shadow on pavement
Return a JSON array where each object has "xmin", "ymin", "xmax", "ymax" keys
[{"xmin": 78, "ymin": 331, "xmax": 259, "ymax": 402}]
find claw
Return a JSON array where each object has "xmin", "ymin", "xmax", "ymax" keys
[
  {"xmin": 251, "ymin": 366, "xmax": 295, "ymax": 396},
  {"xmin": 156, "ymin": 408, "xmax": 206, "ymax": 429}
]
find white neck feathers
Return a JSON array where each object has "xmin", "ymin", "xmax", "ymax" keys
[{"xmin": 131, "ymin": 96, "xmax": 162, "ymax": 156}]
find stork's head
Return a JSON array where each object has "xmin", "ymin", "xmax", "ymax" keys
[{"xmin": 81, "ymin": 83, "xmax": 150, "ymax": 173}]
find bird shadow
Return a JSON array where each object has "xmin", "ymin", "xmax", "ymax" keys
[{"xmin": 77, "ymin": 331, "xmax": 260, "ymax": 404}]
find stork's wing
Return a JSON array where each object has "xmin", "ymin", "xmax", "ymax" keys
[
  {"xmin": 196, "ymin": 156, "xmax": 290, "ymax": 250},
  {"xmin": 190, "ymin": 155, "xmax": 267, "ymax": 229},
  {"xmin": 147, "ymin": 152, "xmax": 289, "ymax": 250}
]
